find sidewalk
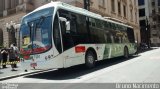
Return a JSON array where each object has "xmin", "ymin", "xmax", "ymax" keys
[
  {"xmin": 0, "ymin": 63, "xmax": 54, "ymax": 81},
  {"xmin": 0, "ymin": 63, "xmax": 24, "ymax": 80},
  {"xmin": 0, "ymin": 63, "xmax": 39, "ymax": 80}
]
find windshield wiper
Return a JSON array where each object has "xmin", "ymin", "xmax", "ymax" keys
[
  {"xmin": 37, "ymin": 16, "xmax": 46, "ymax": 27},
  {"xmin": 34, "ymin": 16, "xmax": 46, "ymax": 38}
]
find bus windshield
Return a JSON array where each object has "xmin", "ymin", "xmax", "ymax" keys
[{"xmin": 20, "ymin": 7, "xmax": 54, "ymax": 55}]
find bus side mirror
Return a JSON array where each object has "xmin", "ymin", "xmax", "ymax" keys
[{"xmin": 59, "ymin": 17, "xmax": 70, "ymax": 33}]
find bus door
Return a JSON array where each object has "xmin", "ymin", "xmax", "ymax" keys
[
  {"xmin": 58, "ymin": 9, "xmax": 75, "ymax": 51},
  {"xmin": 58, "ymin": 9, "xmax": 85, "ymax": 67}
]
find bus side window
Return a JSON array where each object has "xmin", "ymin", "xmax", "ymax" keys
[
  {"xmin": 70, "ymin": 14, "xmax": 77, "ymax": 35},
  {"xmin": 127, "ymin": 28, "xmax": 135, "ymax": 43}
]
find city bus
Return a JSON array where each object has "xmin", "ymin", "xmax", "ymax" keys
[{"xmin": 19, "ymin": 1, "xmax": 137, "ymax": 71}]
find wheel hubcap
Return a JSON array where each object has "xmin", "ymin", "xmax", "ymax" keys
[{"xmin": 88, "ymin": 55, "xmax": 94, "ymax": 63}]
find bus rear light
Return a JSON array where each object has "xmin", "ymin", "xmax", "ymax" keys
[{"xmin": 75, "ymin": 46, "xmax": 86, "ymax": 53}]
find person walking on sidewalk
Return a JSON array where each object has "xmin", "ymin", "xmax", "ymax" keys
[
  {"xmin": 10, "ymin": 43, "xmax": 19, "ymax": 68},
  {"xmin": 9, "ymin": 47, "xmax": 17, "ymax": 71},
  {"xmin": 0, "ymin": 49, "xmax": 2, "ymax": 68},
  {"xmin": 1, "ymin": 48, "xmax": 8, "ymax": 68}
]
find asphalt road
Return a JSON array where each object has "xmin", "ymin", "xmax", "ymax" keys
[{"xmin": 0, "ymin": 48, "xmax": 160, "ymax": 89}]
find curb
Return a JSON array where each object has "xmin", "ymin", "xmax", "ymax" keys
[{"xmin": 0, "ymin": 71, "xmax": 39, "ymax": 81}]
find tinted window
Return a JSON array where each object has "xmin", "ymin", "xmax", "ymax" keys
[
  {"xmin": 139, "ymin": 9, "xmax": 145, "ymax": 17},
  {"xmin": 140, "ymin": 20, "xmax": 146, "ymax": 27},
  {"xmin": 58, "ymin": 9, "xmax": 74, "ymax": 51},
  {"xmin": 127, "ymin": 28, "xmax": 135, "ymax": 43},
  {"xmin": 138, "ymin": 0, "xmax": 145, "ymax": 6},
  {"xmin": 58, "ymin": 9, "xmax": 89, "ymax": 50}
]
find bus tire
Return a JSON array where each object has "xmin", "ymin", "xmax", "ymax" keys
[
  {"xmin": 85, "ymin": 50, "xmax": 96, "ymax": 68},
  {"xmin": 124, "ymin": 47, "xmax": 129, "ymax": 59}
]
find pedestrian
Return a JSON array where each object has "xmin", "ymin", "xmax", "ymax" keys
[
  {"xmin": 1, "ymin": 48, "xmax": 8, "ymax": 68},
  {"xmin": 10, "ymin": 43, "xmax": 19, "ymax": 68},
  {"xmin": 0, "ymin": 49, "xmax": 2, "ymax": 68},
  {"xmin": 9, "ymin": 47, "xmax": 17, "ymax": 71}
]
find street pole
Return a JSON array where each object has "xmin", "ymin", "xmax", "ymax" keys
[
  {"xmin": 6, "ymin": 21, "xmax": 18, "ymax": 47},
  {"xmin": 146, "ymin": 17, "xmax": 150, "ymax": 49}
]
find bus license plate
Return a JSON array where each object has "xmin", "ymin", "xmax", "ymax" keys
[{"xmin": 30, "ymin": 63, "xmax": 37, "ymax": 67}]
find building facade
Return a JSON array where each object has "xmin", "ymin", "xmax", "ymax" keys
[
  {"xmin": 0, "ymin": 0, "xmax": 34, "ymax": 47},
  {"xmin": 0, "ymin": 0, "xmax": 140, "ymax": 47},
  {"xmin": 139, "ymin": 0, "xmax": 160, "ymax": 47}
]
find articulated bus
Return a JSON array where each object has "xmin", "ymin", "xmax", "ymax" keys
[{"xmin": 19, "ymin": 2, "xmax": 137, "ymax": 71}]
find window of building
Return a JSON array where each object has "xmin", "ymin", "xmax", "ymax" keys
[
  {"xmin": 118, "ymin": 1, "xmax": 121, "ymax": 15},
  {"xmin": 152, "ymin": 1, "xmax": 155, "ymax": 6},
  {"xmin": 152, "ymin": 9, "xmax": 156, "ymax": 14},
  {"xmin": 158, "ymin": 0, "xmax": 160, "ymax": 6},
  {"xmin": 123, "ymin": 5, "xmax": 126, "ymax": 17},
  {"xmin": 139, "ymin": 9, "xmax": 145, "ymax": 17},
  {"xmin": 140, "ymin": 20, "xmax": 146, "ymax": 26},
  {"xmin": 111, "ymin": 0, "xmax": 115, "ymax": 12},
  {"xmin": 138, "ymin": 0, "xmax": 144, "ymax": 6}
]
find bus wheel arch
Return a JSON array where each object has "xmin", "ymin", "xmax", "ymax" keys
[
  {"xmin": 124, "ymin": 46, "xmax": 129, "ymax": 59},
  {"xmin": 85, "ymin": 48, "xmax": 97, "ymax": 68}
]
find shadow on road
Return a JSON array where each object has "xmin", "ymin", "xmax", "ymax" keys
[
  {"xmin": 25, "ymin": 55, "xmax": 138, "ymax": 80},
  {"xmin": 138, "ymin": 47, "xmax": 158, "ymax": 53}
]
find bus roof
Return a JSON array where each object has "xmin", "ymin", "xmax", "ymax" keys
[{"xmin": 23, "ymin": 1, "xmax": 133, "ymax": 28}]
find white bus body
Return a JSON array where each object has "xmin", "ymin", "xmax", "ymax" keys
[{"xmin": 20, "ymin": 2, "xmax": 137, "ymax": 71}]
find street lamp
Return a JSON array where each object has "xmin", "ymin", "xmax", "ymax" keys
[{"xmin": 5, "ymin": 21, "xmax": 20, "ymax": 47}]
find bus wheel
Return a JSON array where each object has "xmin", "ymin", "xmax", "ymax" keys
[
  {"xmin": 124, "ymin": 47, "xmax": 129, "ymax": 59},
  {"xmin": 85, "ymin": 51, "xmax": 96, "ymax": 68}
]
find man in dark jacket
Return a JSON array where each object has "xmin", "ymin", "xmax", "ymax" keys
[
  {"xmin": 1, "ymin": 48, "xmax": 8, "ymax": 68},
  {"xmin": 0, "ymin": 49, "xmax": 2, "ymax": 68},
  {"xmin": 11, "ymin": 43, "xmax": 19, "ymax": 68}
]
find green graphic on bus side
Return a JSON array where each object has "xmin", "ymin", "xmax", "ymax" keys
[{"xmin": 103, "ymin": 43, "xmax": 137, "ymax": 59}]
